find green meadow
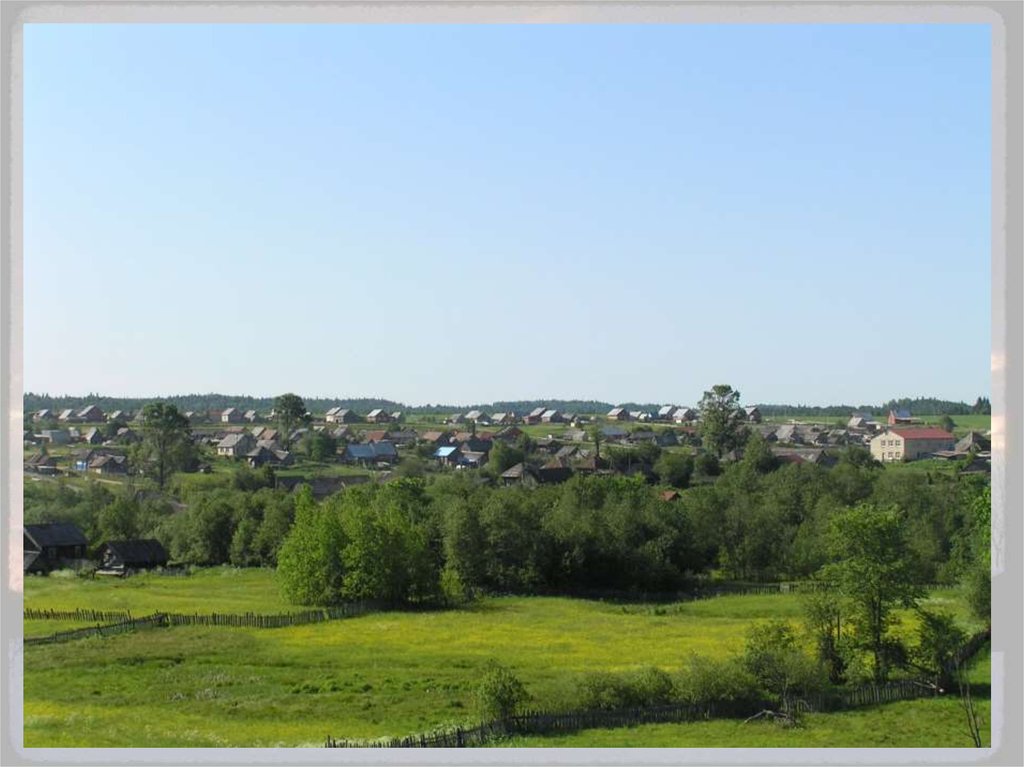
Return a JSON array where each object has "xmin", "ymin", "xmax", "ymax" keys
[
  {"xmin": 22, "ymin": 569, "xmax": 986, "ymax": 748},
  {"xmin": 502, "ymin": 696, "xmax": 992, "ymax": 748}
]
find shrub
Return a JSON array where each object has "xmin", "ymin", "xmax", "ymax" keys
[
  {"xmin": 577, "ymin": 672, "xmax": 633, "ymax": 711},
  {"xmin": 742, "ymin": 620, "xmax": 826, "ymax": 702},
  {"xmin": 576, "ymin": 667, "xmax": 677, "ymax": 710},
  {"xmin": 439, "ymin": 565, "xmax": 473, "ymax": 607},
  {"xmin": 676, "ymin": 654, "xmax": 762, "ymax": 717},
  {"xmin": 475, "ymin": 661, "xmax": 530, "ymax": 720}
]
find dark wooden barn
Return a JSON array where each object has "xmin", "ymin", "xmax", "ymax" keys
[
  {"xmin": 23, "ymin": 523, "xmax": 88, "ymax": 573},
  {"xmin": 98, "ymin": 539, "xmax": 169, "ymax": 573}
]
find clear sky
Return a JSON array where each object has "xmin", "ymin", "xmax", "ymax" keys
[{"xmin": 23, "ymin": 23, "xmax": 991, "ymax": 407}]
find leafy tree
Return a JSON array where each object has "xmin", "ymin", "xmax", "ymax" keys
[
  {"xmin": 488, "ymin": 440, "xmax": 525, "ymax": 475},
  {"xmin": 133, "ymin": 402, "xmax": 196, "ymax": 490},
  {"xmin": 97, "ymin": 495, "xmax": 141, "ymax": 542},
  {"xmin": 698, "ymin": 385, "xmax": 746, "ymax": 458},
  {"xmin": 962, "ymin": 486, "xmax": 991, "ymax": 624},
  {"xmin": 742, "ymin": 620, "xmax": 824, "ymax": 704},
  {"xmin": 338, "ymin": 481, "xmax": 439, "ymax": 604},
  {"xmin": 252, "ymin": 492, "xmax": 295, "ymax": 565},
  {"xmin": 654, "ymin": 451, "xmax": 694, "ymax": 489},
  {"xmin": 303, "ymin": 430, "xmax": 338, "ymax": 463},
  {"xmin": 588, "ymin": 425, "xmax": 604, "ymax": 459},
  {"xmin": 277, "ymin": 488, "xmax": 347, "ymax": 605},
  {"xmin": 939, "ymin": 414, "xmax": 956, "ymax": 433},
  {"xmin": 693, "ymin": 451, "xmax": 721, "ymax": 480},
  {"xmin": 802, "ymin": 587, "xmax": 847, "ymax": 684},
  {"xmin": 741, "ymin": 431, "xmax": 778, "ymax": 474},
  {"xmin": 229, "ymin": 516, "xmax": 262, "ymax": 567},
  {"xmin": 820, "ymin": 503, "xmax": 923, "ymax": 682},
  {"xmin": 274, "ymin": 393, "xmax": 309, "ymax": 447},
  {"xmin": 182, "ymin": 491, "xmax": 237, "ymax": 564},
  {"xmin": 475, "ymin": 661, "xmax": 530, "ymax": 720},
  {"xmin": 910, "ymin": 609, "xmax": 966, "ymax": 690}
]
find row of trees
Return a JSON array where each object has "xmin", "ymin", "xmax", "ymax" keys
[{"xmin": 271, "ymin": 455, "xmax": 990, "ymax": 613}]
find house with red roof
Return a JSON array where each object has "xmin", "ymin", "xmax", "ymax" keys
[{"xmin": 869, "ymin": 427, "xmax": 955, "ymax": 462}]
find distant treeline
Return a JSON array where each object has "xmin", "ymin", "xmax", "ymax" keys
[
  {"xmin": 22, "ymin": 393, "xmax": 987, "ymax": 417},
  {"xmin": 757, "ymin": 397, "xmax": 989, "ymax": 418}
]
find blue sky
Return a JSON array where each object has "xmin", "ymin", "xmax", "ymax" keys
[{"xmin": 23, "ymin": 23, "xmax": 991, "ymax": 406}]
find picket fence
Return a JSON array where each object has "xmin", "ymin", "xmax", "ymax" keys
[
  {"xmin": 25, "ymin": 613, "xmax": 168, "ymax": 646},
  {"xmin": 24, "ymin": 607, "xmax": 133, "ymax": 623},
  {"xmin": 161, "ymin": 602, "xmax": 377, "ymax": 629},
  {"xmin": 24, "ymin": 601, "xmax": 382, "ymax": 643},
  {"xmin": 325, "ymin": 629, "xmax": 992, "ymax": 749}
]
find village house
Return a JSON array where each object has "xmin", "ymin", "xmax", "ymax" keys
[
  {"xmin": 870, "ymin": 427, "xmax": 955, "ymax": 462},
  {"xmin": 387, "ymin": 429, "xmax": 419, "ymax": 446},
  {"xmin": 40, "ymin": 429, "xmax": 71, "ymax": 445},
  {"xmin": 490, "ymin": 412, "xmax": 517, "ymax": 425},
  {"xmin": 500, "ymin": 462, "xmax": 536, "ymax": 486},
  {"xmin": 217, "ymin": 432, "xmax": 255, "ymax": 458},
  {"xmin": 418, "ymin": 430, "xmax": 451, "ymax": 447},
  {"xmin": 523, "ymin": 407, "xmax": 546, "ymax": 425},
  {"xmin": 58, "ymin": 408, "xmax": 79, "ymax": 423},
  {"xmin": 24, "ymin": 452, "xmax": 59, "ymax": 475},
  {"xmin": 89, "ymin": 454, "xmax": 129, "ymax": 475},
  {"xmin": 493, "ymin": 426, "xmax": 524, "ymax": 443},
  {"xmin": 744, "ymin": 406, "xmax": 763, "ymax": 423},
  {"xmin": 956, "ymin": 431, "xmax": 991, "ymax": 453},
  {"xmin": 77, "ymin": 404, "xmax": 105, "ymax": 422},
  {"xmin": 325, "ymin": 406, "xmax": 357, "ymax": 423},
  {"xmin": 607, "ymin": 407, "xmax": 631, "ymax": 421},
  {"xmin": 365, "ymin": 409, "xmax": 392, "ymax": 424},
  {"xmin": 243, "ymin": 410, "xmax": 259, "ymax": 423},
  {"xmin": 657, "ymin": 405, "xmax": 678, "ymax": 421},
  {"xmin": 434, "ymin": 445, "xmax": 461, "ymax": 467},
  {"xmin": 24, "ymin": 523, "xmax": 89, "ymax": 573},
  {"xmin": 33, "ymin": 409, "xmax": 52, "ymax": 421},
  {"xmin": 772, "ymin": 448, "xmax": 838, "ymax": 468},
  {"xmin": 106, "ymin": 410, "xmax": 128, "ymax": 423},
  {"xmin": 82, "ymin": 427, "xmax": 104, "ymax": 445},
  {"xmin": 457, "ymin": 450, "xmax": 488, "ymax": 469},
  {"xmin": 98, "ymin": 539, "xmax": 169, "ymax": 574},
  {"xmin": 344, "ymin": 440, "xmax": 398, "ymax": 466},
  {"xmin": 541, "ymin": 409, "xmax": 563, "ymax": 424},
  {"xmin": 221, "ymin": 407, "xmax": 243, "ymax": 424},
  {"xmin": 464, "ymin": 410, "xmax": 489, "ymax": 424},
  {"xmin": 887, "ymin": 408, "xmax": 915, "ymax": 425}
]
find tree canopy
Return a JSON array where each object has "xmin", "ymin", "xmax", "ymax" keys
[{"xmin": 132, "ymin": 402, "xmax": 196, "ymax": 490}]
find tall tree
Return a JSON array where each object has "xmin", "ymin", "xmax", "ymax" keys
[
  {"xmin": 133, "ymin": 402, "xmax": 195, "ymax": 490},
  {"xmin": 274, "ymin": 393, "xmax": 309, "ymax": 447},
  {"xmin": 698, "ymin": 384, "xmax": 746, "ymax": 458},
  {"xmin": 588, "ymin": 425, "xmax": 604, "ymax": 459},
  {"xmin": 820, "ymin": 503, "xmax": 923, "ymax": 682}
]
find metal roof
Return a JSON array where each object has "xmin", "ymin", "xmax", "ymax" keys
[{"xmin": 25, "ymin": 523, "xmax": 88, "ymax": 549}]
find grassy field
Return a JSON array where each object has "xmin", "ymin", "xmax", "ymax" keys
[
  {"xmin": 23, "ymin": 567, "xmax": 299, "ymax": 615},
  {"xmin": 22, "ymin": 570, "xmax": 986, "ymax": 748},
  {"xmin": 501, "ymin": 696, "xmax": 992, "ymax": 748}
]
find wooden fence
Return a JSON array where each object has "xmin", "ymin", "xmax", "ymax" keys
[
  {"xmin": 161, "ymin": 602, "xmax": 377, "ymax": 629},
  {"xmin": 25, "ymin": 613, "xmax": 168, "ymax": 646},
  {"xmin": 25, "ymin": 601, "xmax": 380, "ymax": 633},
  {"xmin": 25, "ymin": 607, "xmax": 133, "ymax": 623}
]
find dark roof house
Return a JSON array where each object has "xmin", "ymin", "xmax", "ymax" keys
[
  {"xmin": 99, "ymin": 539, "xmax": 169, "ymax": 572},
  {"xmin": 24, "ymin": 523, "xmax": 88, "ymax": 572}
]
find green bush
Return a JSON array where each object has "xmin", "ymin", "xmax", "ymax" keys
[
  {"xmin": 577, "ymin": 667, "xmax": 676, "ymax": 711},
  {"xmin": 675, "ymin": 654, "xmax": 762, "ymax": 715},
  {"xmin": 475, "ymin": 661, "xmax": 530, "ymax": 720}
]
